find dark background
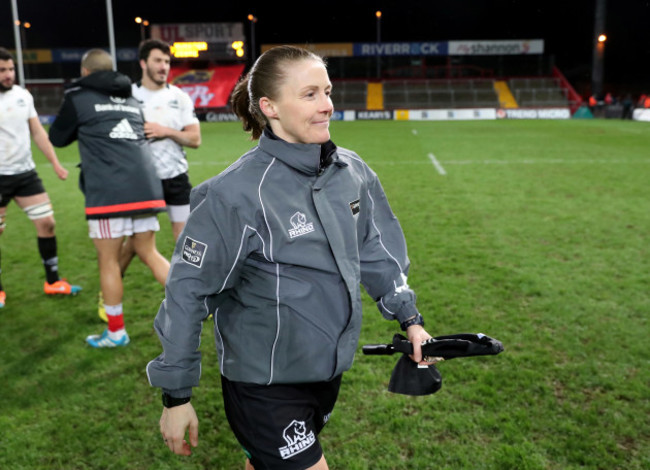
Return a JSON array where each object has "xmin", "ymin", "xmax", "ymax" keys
[{"xmin": 2, "ymin": 0, "xmax": 650, "ymax": 96}]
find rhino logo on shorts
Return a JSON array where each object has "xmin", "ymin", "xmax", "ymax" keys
[
  {"xmin": 278, "ymin": 419, "xmax": 316, "ymax": 459},
  {"xmin": 283, "ymin": 420, "xmax": 307, "ymax": 446}
]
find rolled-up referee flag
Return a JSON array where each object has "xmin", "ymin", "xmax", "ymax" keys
[{"xmin": 363, "ymin": 333, "xmax": 504, "ymax": 396}]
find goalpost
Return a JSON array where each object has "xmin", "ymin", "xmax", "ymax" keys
[
  {"xmin": 9, "ymin": 0, "xmax": 118, "ymax": 116},
  {"xmin": 9, "ymin": 0, "xmax": 118, "ymax": 88}
]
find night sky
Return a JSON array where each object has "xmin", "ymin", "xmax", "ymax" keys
[{"xmin": 3, "ymin": 0, "xmax": 650, "ymax": 93}]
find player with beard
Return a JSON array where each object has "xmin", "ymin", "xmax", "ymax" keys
[
  {"xmin": 103, "ymin": 40, "xmax": 201, "ymax": 322},
  {"xmin": 132, "ymin": 39, "xmax": 200, "ymax": 240},
  {"xmin": 0, "ymin": 47, "xmax": 81, "ymax": 308}
]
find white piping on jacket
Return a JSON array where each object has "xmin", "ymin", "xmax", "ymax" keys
[
  {"xmin": 258, "ymin": 158, "xmax": 281, "ymax": 383},
  {"xmin": 259, "ymin": 158, "xmax": 276, "ymax": 263},
  {"xmin": 268, "ymin": 263, "xmax": 282, "ymax": 385}
]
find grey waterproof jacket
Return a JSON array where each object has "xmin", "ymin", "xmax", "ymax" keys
[{"xmin": 147, "ymin": 132, "xmax": 421, "ymax": 396}]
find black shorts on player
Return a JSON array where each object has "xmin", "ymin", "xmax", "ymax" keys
[
  {"xmin": 161, "ymin": 172, "xmax": 191, "ymax": 206},
  {"xmin": 0, "ymin": 170, "xmax": 46, "ymax": 208},
  {"xmin": 221, "ymin": 374, "xmax": 342, "ymax": 470}
]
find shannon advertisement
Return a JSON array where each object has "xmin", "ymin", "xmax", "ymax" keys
[{"xmin": 449, "ymin": 40, "xmax": 544, "ymax": 55}]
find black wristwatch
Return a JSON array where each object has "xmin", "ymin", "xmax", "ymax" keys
[
  {"xmin": 162, "ymin": 393, "xmax": 191, "ymax": 408},
  {"xmin": 400, "ymin": 313, "xmax": 424, "ymax": 331}
]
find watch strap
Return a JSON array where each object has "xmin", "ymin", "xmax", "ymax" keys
[
  {"xmin": 400, "ymin": 313, "xmax": 424, "ymax": 331},
  {"xmin": 162, "ymin": 393, "xmax": 191, "ymax": 408}
]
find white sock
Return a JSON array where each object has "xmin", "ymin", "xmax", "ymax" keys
[{"xmin": 107, "ymin": 329, "xmax": 126, "ymax": 340}]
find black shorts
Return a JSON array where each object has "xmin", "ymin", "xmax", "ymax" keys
[
  {"xmin": 221, "ymin": 374, "xmax": 342, "ymax": 470},
  {"xmin": 161, "ymin": 173, "xmax": 192, "ymax": 206},
  {"xmin": 0, "ymin": 170, "xmax": 46, "ymax": 208}
]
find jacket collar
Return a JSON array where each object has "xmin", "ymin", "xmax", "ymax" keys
[{"xmin": 259, "ymin": 128, "xmax": 339, "ymax": 176}]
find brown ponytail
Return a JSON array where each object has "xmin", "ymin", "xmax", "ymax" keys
[{"xmin": 231, "ymin": 75, "xmax": 266, "ymax": 140}]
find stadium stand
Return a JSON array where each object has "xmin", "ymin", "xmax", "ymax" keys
[
  {"xmin": 508, "ymin": 77, "xmax": 570, "ymax": 107},
  {"xmin": 27, "ymin": 75, "xmax": 572, "ymax": 115},
  {"xmin": 27, "ymin": 81, "xmax": 65, "ymax": 115},
  {"xmin": 18, "ymin": 50, "xmax": 581, "ymax": 115},
  {"xmin": 331, "ymin": 80, "xmax": 368, "ymax": 110},
  {"xmin": 381, "ymin": 79, "xmax": 500, "ymax": 109}
]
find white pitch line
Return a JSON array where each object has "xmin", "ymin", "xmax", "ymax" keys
[
  {"xmin": 362, "ymin": 158, "xmax": 650, "ymax": 166},
  {"xmin": 427, "ymin": 153, "xmax": 447, "ymax": 175}
]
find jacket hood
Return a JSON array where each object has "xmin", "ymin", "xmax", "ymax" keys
[{"xmin": 68, "ymin": 70, "xmax": 132, "ymax": 98}]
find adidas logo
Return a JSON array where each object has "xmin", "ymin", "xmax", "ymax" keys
[{"xmin": 109, "ymin": 118, "xmax": 138, "ymax": 140}]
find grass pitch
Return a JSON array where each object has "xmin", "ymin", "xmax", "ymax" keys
[{"xmin": 0, "ymin": 119, "xmax": 648, "ymax": 469}]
